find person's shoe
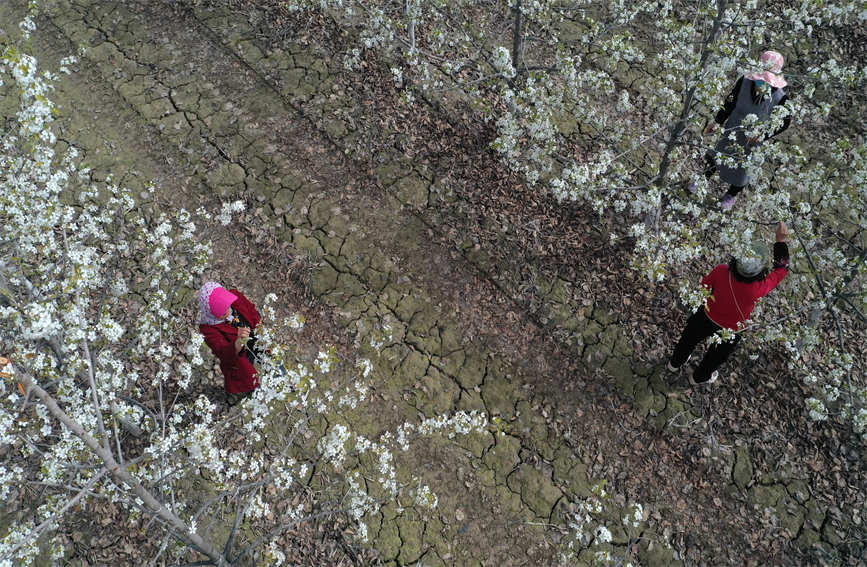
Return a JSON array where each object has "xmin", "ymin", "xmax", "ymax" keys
[
  {"xmin": 689, "ymin": 370, "xmax": 719, "ymax": 386},
  {"xmin": 665, "ymin": 355, "xmax": 691, "ymax": 372},
  {"xmin": 720, "ymin": 194, "xmax": 737, "ymax": 211}
]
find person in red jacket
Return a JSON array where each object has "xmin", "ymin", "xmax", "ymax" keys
[
  {"xmin": 667, "ymin": 222, "xmax": 790, "ymax": 384},
  {"xmin": 198, "ymin": 281, "xmax": 262, "ymax": 400}
]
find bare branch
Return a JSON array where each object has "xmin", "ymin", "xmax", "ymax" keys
[
  {"xmin": 83, "ymin": 339, "xmax": 112, "ymax": 457},
  {"xmin": 17, "ymin": 371, "xmax": 232, "ymax": 567},
  {"xmin": 231, "ymin": 508, "xmax": 342, "ymax": 564},
  {"xmin": 792, "ymin": 219, "xmax": 855, "ymax": 409},
  {"xmin": 2, "ymin": 469, "xmax": 107, "ymax": 560}
]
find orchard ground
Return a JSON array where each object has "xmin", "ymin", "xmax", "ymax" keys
[{"xmin": 2, "ymin": 0, "xmax": 864, "ymax": 565}]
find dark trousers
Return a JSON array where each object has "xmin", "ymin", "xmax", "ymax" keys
[
  {"xmin": 670, "ymin": 309, "xmax": 742, "ymax": 382},
  {"xmin": 703, "ymin": 156, "xmax": 747, "ymax": 196}
]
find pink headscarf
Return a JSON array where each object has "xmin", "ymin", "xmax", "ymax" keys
[
  {"xmin": 745, "ymin": 50, "xmax": 787, "ymax": 88},
  {"xmin": 198, "ymin": 282, "xmax": 237, "ymax": 325}
]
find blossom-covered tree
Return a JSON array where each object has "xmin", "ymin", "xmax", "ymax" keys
[
  {"xmin": 284, "ymin": 0, "xmax": 867, "ymax": 438},
  {"xmin": 0, "ymin": 11, "xmax": 490, "ymax": 566}
]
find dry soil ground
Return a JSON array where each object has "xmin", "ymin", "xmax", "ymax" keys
[{"xmin": 2, "ymin": 0, "xmax": 865, "ymax": 565}]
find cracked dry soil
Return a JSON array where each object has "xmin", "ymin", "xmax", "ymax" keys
[{"xmin": 3, "ymin": 0, "xmax": 865, "ymax": 565}]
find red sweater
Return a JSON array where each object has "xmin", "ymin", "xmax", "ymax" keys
[
  {"xmin": 703, "ymin": 243, "xmax": 789, "ymax": 330},
  {"xmin": 200, "ymin": 290, "xmax": 262, "ymax": 394}
]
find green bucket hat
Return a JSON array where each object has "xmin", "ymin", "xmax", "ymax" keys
[{"xmin": 737, "ymin": 241, "xmax": 769, "ymax": 278}]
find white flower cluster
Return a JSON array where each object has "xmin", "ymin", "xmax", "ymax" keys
[
  {"xmin": 594, "ymin": 525, "xmax": 612, "ymax": 543},
  {"xmin": 413, "ymin": 483, "xmax": 438, "ymax": 509},
  {"xmin": 264, "ymin": 541, "xmax": 287, "ymax": 565},
  {"xmin": 361, "ymin": 318, "xmax": 397, "ymax": 354},
  {"xmin": 345, "ymin": 472, "xmax": 376, "ymax": 541},
  {"xmin": 58, "ymin": 55, "xmax": 77, "ymax": 74},
  {"xmin": 623, "ymin": 502, "xmax": 643, "ymax": 528},
  {"xmin": 0, "ymin": 522, "xmax": 40, "ymax": 567},
  {"xmin": 854, "ymin": 409, "xmax": 867, "ymax": 436},
  {"xmin": 306, "ymin": 406, "xmax": 487, "ymax": 545},
  {"xmin": 491, "ymin": 46, "xmax": 516, "ymax": 79},
  {"xmin": 390, "ymin": 66, "xmax": 403, "ymax": 87},
  {"xmin": 678, "ymin": 283, "xmax": 712, "ymax": 312},
  {"xmin": 314, "ymin": 347, "xmax": 338, "ymax": 373},
  {"xmin": 319, "ymin": 423, "xmax": 351, "ymax": 463},
  {"xmin": 0, "ymin": 464, "xmax": 24, "ymax": 501},
  {"xmin": 337, "ymin": 376, "xmax": 370, "ymax": 410},
  {"xmin": 395, "ymin": 410, "xmax": 488, "ymax": 451},
  {"xmin": 559, "ymin": 481, "xmax": 648, "ymax": 564},
  {"xmin": 356, "ymin": 357, "xmax": 373, "ymax": 378},
  {"xmin": 806, "ymin": 397, "xmax": 829, "ymax": 421},
  {"xmin": 217, "ymin": 199, "xmax": 246, "ymax": 226},
  {"xmin": 286, "ymin": 312, "xmax": 306, "ymax": 329}
]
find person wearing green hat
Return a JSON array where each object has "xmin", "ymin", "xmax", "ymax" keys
[{"xmin": 666, "ymin": 222, "xmax": 790, "ymax": 384}]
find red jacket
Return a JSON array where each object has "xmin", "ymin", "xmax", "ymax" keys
[
  {"xmin": 200, "ymin": 290, "xmax": 262, "ymax": 394},
  {"xmin": 702, "ymin": 243, "xmax": 789, "ymax": 331}
]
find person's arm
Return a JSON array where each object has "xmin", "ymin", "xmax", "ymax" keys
[
  {"xmin": 772, "ymin": 241, "xmax": 790, "ymax": 269},
  {"xmin": 231, "ymin": 290, "xmax": 262, "ymax": 328},
  {"xmin": 235, "ymin": 327, "xmax": 250, "ymax": 353},
  {"xmin": 714, "ymin": 77, "xmax": 743, "ymax": 126},
  {"xmin": 201, "ymin": 325, "xmax": 239, "ymax": 361},
  {"xmin": 757, "ymin": 222, "xmax": 790, "ymax": 296},
  {"xmin": 701, "ymin": 264, "xmax": 726, "ymax": 293},
  {"xmin": 766, "ymin": 93, "xmax": 792, "ymax": 139}
]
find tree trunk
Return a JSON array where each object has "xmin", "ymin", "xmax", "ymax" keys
[
  {"xmin": 644, "ymin": 0, "xmax": 727, "ymax": 233},
  {"xmin": 406, "ymin": 0, "xmax": 416, "ymax": 50},
  {"xmin": 654, "ymin": 0, "xmax": 728, "ymax": 187},
  {"xmin": 512, "ymin": 0, "xmax": 523, "ymax": 75}
]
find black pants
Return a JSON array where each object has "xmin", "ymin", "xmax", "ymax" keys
[
  {"xmin": 704, "ymin": 156, "xmax": 747, "ymax": 196},
  {"xmin": 670, "ymin": 309, "xmax": 742, "ymax": 382}
]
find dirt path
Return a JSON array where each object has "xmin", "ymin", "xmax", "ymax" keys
[{"xmin": 10, "ymin": 0, "xmax": 863, "ymax": 564}]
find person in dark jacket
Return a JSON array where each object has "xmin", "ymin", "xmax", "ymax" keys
[
  {"xmin": 198, "ymin": 281, "xmax": 262, "ymax": 400},
  {"xmin": 699, "ymin": 50, "xmax": 792, "ymax": 210},
  {"xmin": 667, "ymin": 222, "xmax": 790, "ymax": 384}
]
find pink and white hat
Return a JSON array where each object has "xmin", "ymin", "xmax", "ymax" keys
[
  {"xmin": 746, "ymin": 50, "xmax": 787, "ymax": 88},
  {"xmin": 198, "ymin": 281, "xmax": 237, "ymax": 325}
]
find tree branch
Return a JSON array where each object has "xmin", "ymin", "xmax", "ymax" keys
[
  {"xmin": 83, "ymin": 339, "xmax": 112, "ymax": 457},
  {"xmin": 2, "ymin": 469, "xmax": 107, "ymax": 559},
  {"xmin": 792, "ymin": 219, "xmax": 855, "ymax": 409},
  {"xmin": 231, "ymin": 508, "xmax": 342, "ymax": 564},
  {"xmin": 17, "ymin": 371, "xmax": 232, "ymax": 567},
  {"xmin": 654, "ymin": 0, "xmax": 728, "ymax": 188}
]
